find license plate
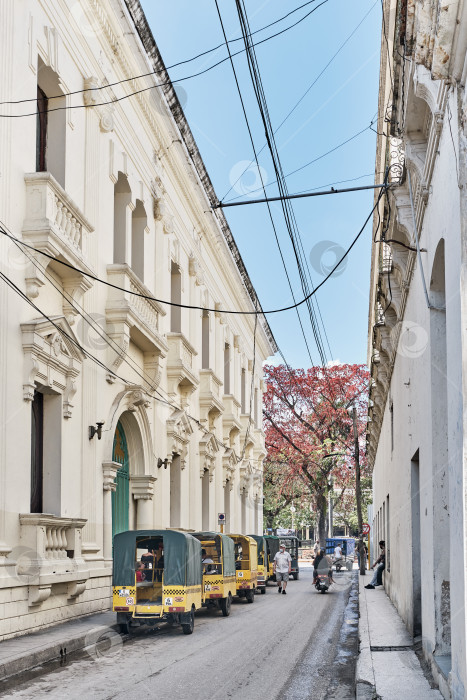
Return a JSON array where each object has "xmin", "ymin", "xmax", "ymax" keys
[{"xmin": 118, "ymin": 589, "xmax": 129, "ymax": 596}]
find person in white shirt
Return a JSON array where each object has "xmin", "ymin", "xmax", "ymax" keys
[
  {"xmin": 334, "ymin": 544, "xmax": 343, "ymax": 561},
  {"xmin": 273, "ymin": 543, "xmax": 292, "ymax": 595}
]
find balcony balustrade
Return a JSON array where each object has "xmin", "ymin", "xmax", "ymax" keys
[
  {"xmin": 23, "ymin": 173, "xmax": 94, "ymax": 302},
  {"xmin": 17, "ymin": 514, "xmax": 90, "ymax": 606}
]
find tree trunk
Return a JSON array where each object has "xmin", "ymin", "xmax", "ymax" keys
[{"xmin": 316, "ymin": 491, "xmax": 328, "ymax": 546}]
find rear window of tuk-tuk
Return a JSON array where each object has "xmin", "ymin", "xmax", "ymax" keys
[
  {"xmin": 192, "ymin": 531, "xmax": 235, "ymax": 577},
  {"xmin": 113, "ymin": 530, "xmax": 202, "ymax": 587}
]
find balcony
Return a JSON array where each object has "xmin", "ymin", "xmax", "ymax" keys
[
  {"xmin": 17, "ymin": 514, "xmax": 90, "ymax": 606},
  {"xmin": 106, "ymin": 265, "xmax": 168, "ymax": 381},
  {"xmin": 222, "ymin": 395, "xmax": 242, "ymax": 445},
  {"xmin": 199, "ymin": 369, "xmax": 223, "ymax": 424},
  {"xmin": 166, "ymin": 333, "xmax": 199, "ymax": 405},
  {"xmin": 23, "ymin": 173, "xmax": 94, "ymax": 301}
]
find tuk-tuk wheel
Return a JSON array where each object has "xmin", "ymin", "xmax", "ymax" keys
[
  {"xmin": 182, "ymin": 610, "xmax": 194, "ymax": 635},
  {"xmin": 220, "ymin": 593, "xmax": 232, "ymax": 617},
  {"xmin": 118, "ymin": 622, "xmax": 130, "ymax": 634},
  {"xmin": 294, "ymin": 572, "xmax": 299, "ymax": 581},
  {"xmin": 245, "ymin": 590, "xmax": 255, "ymax": 604},
  {"xmin": 260, "ymin": 587, "xmax": 266, "ymax": 594}
]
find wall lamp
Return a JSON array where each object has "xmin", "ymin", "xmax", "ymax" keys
[
  {"xmin": 89, "ymin": 421, "xmax": 104, "ymax": 440},
  {"xmin": 157, "ymin": 458, "xmax": 169, "ymax": 469}
]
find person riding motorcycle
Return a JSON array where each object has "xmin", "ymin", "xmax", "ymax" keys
[{"xmin": 313, "ymin": 548, "xmax": 333, "ymax": 584}]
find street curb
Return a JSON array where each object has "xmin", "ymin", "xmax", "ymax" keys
[
  {"xmin": 356, "ymin": 574, "xmax": 376, "ymax": 700},
  {"xmin": 0, "ymin": 618, "xmax": 119, "ymax": 684}
]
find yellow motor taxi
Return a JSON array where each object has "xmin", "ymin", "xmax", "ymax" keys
[
  {"xmin": 112, "ymin": 529, "xmax": 202, "ymax": 635},
  {"xmin": 229, "ymin": 534, "xmax": 258, "ymax": 603},
  {"xmin": 192, "ymin": 532, "xmax": 236, "ymax": 616},
  {"xmin": 248, "ymin": 534, "xmax": 267, "ymax": 593}
]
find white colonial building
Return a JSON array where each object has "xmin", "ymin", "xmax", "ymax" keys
[
  {"xmin": 367, "ymin": 2, "xmax": 467, "ymax": 698},
  {"xmin": 0, "ymin": 0, "xmax": 276, "ymax": 638}
]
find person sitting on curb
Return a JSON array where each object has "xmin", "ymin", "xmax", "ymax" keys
[{"xmin": 365, "ymin": 540, "xmax": 385, "ymax": 589}]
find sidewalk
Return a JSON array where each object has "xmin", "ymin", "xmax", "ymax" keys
[
  {"xmin": 357, "ymin": 574, "xmax": 443, "ymax": 699},
  {"xmin": 0, "ymin": 611, "xmax": 118, "ymax": 684}
]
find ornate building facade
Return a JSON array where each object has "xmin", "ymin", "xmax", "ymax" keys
[
  {"xmin": 367, "ymin": 2, "xmax": 467, "ymax": 697},
  {"xmin": 0, "ymin": 0, "xmax": 276, "ymax": 638}
]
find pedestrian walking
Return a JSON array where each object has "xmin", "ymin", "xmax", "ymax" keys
[
  {"xmin": 273, "ymin": 542, "xmax": 292, "ymax": 595},
  {"xmin": 313, "ymin": 540, "xmax": 320, "ymax": 557}
]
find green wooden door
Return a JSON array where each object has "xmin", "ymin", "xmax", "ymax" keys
[{"xmin": 112, "ymin": 421, "xmax": 129, "ymax": 539}]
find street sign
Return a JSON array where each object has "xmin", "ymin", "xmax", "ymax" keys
[
  {"xmin": 218, "ymin": 513, "xmax": 225, "ymax": 524},
  {"xmin": 362, "ymin": 523, "xmax": 370, "ymax": 535}
]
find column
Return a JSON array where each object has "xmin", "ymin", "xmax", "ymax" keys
[
  {"xmin": 131, "ymin": 475, "xmax": 156, "ymax": 529},
  {"xmin": 102, "ymin": 461, "xmax": 120, "ymax": 560}
]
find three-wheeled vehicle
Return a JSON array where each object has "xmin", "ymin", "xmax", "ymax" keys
[
  {"xmin": 264, "ymin": 535, "xmax": 280, "ymax": 582},
  {"xmin": 229, "ymin": 534, "xmax": 258, "ymax": 603},
  {"xmin": 278, "ymin": 536, "xmax": 300, "ymax": 580},
  {"xmin": 248, "ymin": 534, "xmax": 267, "ymax": 593},
  {"xmin": 112, "ymin": 530, "xmax": 202, "ymax": 635},
  {"xmin": 326, "ymin": 537, "xmax": 355, "ymax": 571},
  {"xmin": 192, "ymin": 532, "xmax": 236, "ymax": 616}
]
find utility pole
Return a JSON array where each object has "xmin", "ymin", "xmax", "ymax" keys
[{"xmin": 348, "ymin": 403, "xmax": 366, "ymax": 575}]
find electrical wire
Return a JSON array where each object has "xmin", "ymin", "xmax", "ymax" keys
[
  {"xmin": 222, "ymin": 0, "xmax": 378, "ymax": 202},
  {"xmin": 0, "ymin": 1, "xmax": 328, "ymax": 118},
  {"xmin": 0, "ymin": 217, "xmax": 304, "ymax": 460},
  {"xmin": 0, "ymin": 0, "xmax": 323, "ymax": 107},
  {"xmin": 224, "ymin": 119, "xmax": 378, "ymax": 203},
  {"xmin": 0, "ymin": 259, "xmax": 255, "ymax": 457},
  {"xmin": 234, "ymin": 0, "xmax": 331, "ymax": 365},
  {"xmin": 0, "ymin": 198, "xmax": 384, "ymax": 315},
  {"xmin": 214, "ymin": 0, "xmax": 316, "ymax": 366}
]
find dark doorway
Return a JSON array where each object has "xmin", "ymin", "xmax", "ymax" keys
[
  {"xmin": 411, "ymin": 450, "xmax": 422, "ymax": 637},
  {"xmin": 30, "ymin": 390, "xmax": 44, "ymax": 513}
]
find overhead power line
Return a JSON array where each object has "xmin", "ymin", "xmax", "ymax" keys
[
  {"xmin": 0, "ymin": 0, "xmax": 328, "ymax": 118},
  {"xmin": 234, "ymin": 0, "xmax": 332, "ymax": 365},
  {"xmin": 222, "ymin": 0, "xmax": 378, "ymax": 202},
  {"xmin": 224, "ymin": 118, "xmax": 378, "ymax": 203},
  {"xmin": 0, "ymin": 191, "xmax": 383, "ymax": 317},
  {"xmin": 214, "ymin": 0, "xmax": 316, "ymax": 365}
]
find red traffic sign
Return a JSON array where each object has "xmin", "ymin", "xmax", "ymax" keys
[{"xmin": 362, "ymin": 523, "xmax": 370, "ymax": 535}]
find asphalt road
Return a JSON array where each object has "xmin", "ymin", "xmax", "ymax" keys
[{"xmin": 2, "ymin": 565, "xmax": 358, "ymax": 700}]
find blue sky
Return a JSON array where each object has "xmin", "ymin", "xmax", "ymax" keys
[{"xmin": 140, "ymin": 0, "xmax": 382, "ymax": 368}]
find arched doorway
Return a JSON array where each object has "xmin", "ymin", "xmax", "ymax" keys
[{"xmin": 112, "ymin": 421, "xmax": 130, "ymax": 538}]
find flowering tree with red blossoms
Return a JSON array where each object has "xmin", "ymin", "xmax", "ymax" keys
[{"xmin": 263, "ymin": 363, "xmax": 370, "ymax": 544}]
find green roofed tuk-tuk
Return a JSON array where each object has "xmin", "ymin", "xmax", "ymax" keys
[
  {"xmin": 264, "ymin": 536, "xmax": 280, "ymax": 581},
  {"xmin": 192, "ymin": 532, "xmax": 236, "ymax": 616},
  {"xmin": 278, "ymin": 536, "xmax": 300, "ymax": 580},
  {"xmin": 248, "ymin": 535, "xmax": 267, "ymax": 594},
  {"xmin": 112, "ymin": 530, "xmax": 202, "ymax": 635}
]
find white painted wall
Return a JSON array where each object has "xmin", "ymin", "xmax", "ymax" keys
[{"xmin": 0, "ymin": 0, "xmax": 274, "ymax": 639}]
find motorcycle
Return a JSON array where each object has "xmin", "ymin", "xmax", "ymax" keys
[
  {"xmin": 334, "ymin": 557, "xmax": 343, "ymax": 573},
  {"xmin": 314, "ymin": 572, "xmax": 332, "ymax": 594}
]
